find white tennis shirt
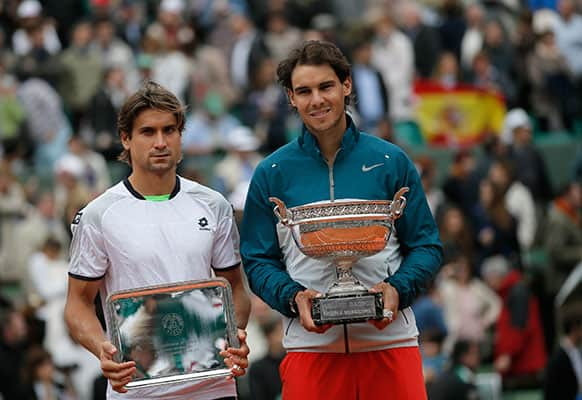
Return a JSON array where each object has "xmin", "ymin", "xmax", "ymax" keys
[{"xmin": 69, "ymin": 176, "xmax": 240, "ymax": 400}]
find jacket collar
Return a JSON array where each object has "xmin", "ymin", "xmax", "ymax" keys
[{"xmin": 298, "ymin": 114, "xmax": 360, "ymax": 161}]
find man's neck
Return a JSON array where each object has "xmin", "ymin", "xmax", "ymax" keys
[
  {"xmin": 128, "ymin": 171, "xmax": 176, "ymax": 196},
  {"xmin": 311, "ymin": 116, "xmax": 347, "ymax": 162}
]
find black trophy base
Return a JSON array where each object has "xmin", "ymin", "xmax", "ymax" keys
[{"xmin": 311, "ymin": 292, "xmax": 384, "ymax": 325}]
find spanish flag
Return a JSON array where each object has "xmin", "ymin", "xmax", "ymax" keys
[{"xmin": 413, "ymin": 80, "xmax": 506, "ymax": 147}]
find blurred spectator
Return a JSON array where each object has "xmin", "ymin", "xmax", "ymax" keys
[
  {"xmin": 373, "ymin": 117, "xmax": 397, "ymax": 143},
  {"xmin": 432, "ymin": 51, "xmax": 461, "ymax": 89},
  {"xmin": 544, "ymin": 181, "xmax": 582, "ymax": 303},
  {"xmin": 213, "ymin": 126, "xmax": 263, "ymax": 209},
  {"xmin": 413, "ymin": 280, "xmax": 448, "ymax": 339},
  {"xmin": 263, "ymin": 10, "xmax": 302, "ymax": 64},
  {"xmin": 460, "ymin": 2, "xmax": 485, "ymax": 70},
  {"xmin": 482, "ymin": 19, "xmax": 515, "ymax": 95},
  {"xmin": 400, "ymin": 1, "xmax": 442, "ymax": 79},
  {"xmin": 189, "ymin": 36, "xmax": 239, "ymax": 111},
  {"xmin": 87, "ymin": 66, "xmax": 129, "ymax": 161},
  {"xmin": 145, "ymin": 1, "xmax": 194, "ymax": 103},
  {"xmin": 27, "ymin": 237, "xmax": 68, "ymax": 360},
  {"xmin": 58, "ymin": 20, "xmax": 103, "ymax": 133},
  {"xmin": 427, "ymin": 339, "xmax": 482, "ymax": 400},
  {"xmin": 113, "ymin": 0, "xmax": 147, "ymax": 52},
  {"xmin": 348, "ymin": 34, "xmax": 389, "ymax": 133},
  {"xmin": 0, "ymin": 57, "xmax": 28, "ymax": 157},
  {"xmin": 182, "ymin": 91, "xmax": 242, "ymax": 156},
  {"xmin": 513, "ymin": 10, "xmax": 537, "ymax": 111},
  {"xmin": 181, "ymin": 91, "xmax": 242, "ymax": 181},
  {"xmin": 438, "ymin": 204, "xmax": 475, "ymax": 265},
  {"xmin": 442, "ymin": 149, "xmax": 481, "ymax": 217},
  {"xmin": 248, "ymin": 318, "xmax": 284, "ymax": 400},
  {"xmin": 13, "ymin": 191, "xmax": 70, "ymax": 291},
  {"xmin": 0, "ymin": 166, "xmax": 29, "ymax": 283},
  {"xmin": 474, "ymin": 134, "xmax": 509, "ymax": 181},
  {"xmin": 465, "ymin": 50, "xmax": 515, "ymax": 104},
  {"xmin": 0, "ymin": 307, "xmax": 30, "ymax": 399},
  {"xmin": 369, "ymin": 9, "xmax": 415, "ymax": 122},
  {"xmin": 52, "ymin": 154, "xmax": 91, "ymax": 227},
  {"xmin": 144, "ymin": 0, "xmax": 195, "ymax": 55},
  {"xmin": 527, "ymin": 29, "xmax": 577, "ymax": 131},
  {"xmin": 482, "ymin": 255, "xmax": 547, "ymax": 390},
  {"xmin": 543, "ymin": 301, "xmax": 582, "ymax": 400},
  {"xmin": 413, "ymin": 281, "xmax": 448, "ymax": 384},
  {"xmin": 90, "ymin": 16, "xmax": 139, "ymax": 92},
  {"xmin": 65, "ymin": 135, "xmax": 111, "ymax": 196},
  {"xmin": 471, "ymin": 179, "xmax": 521, "ymax": 267},
  {"xmin": 12, "ymin": 0, "xmax": 61, "ymax": 57},
  {"xmin": 439, "ymin": 254, "xmax": 501, "ymax": 353},
  {"xmin": 415, "ymin": 155, "xmax": 445, "ymax": 217},
  {"xmin": 437, "ymin": 0, "xmax": 466, "ymax": 61},
  {"xmin": 488, "ymin": 159, "xmax": 538, "ymax": 252},
  {"xmin": 41, "ymin": 0, "xmax": 89, "ymax": 48},
  {"xmin": 27, "ymin": 236, "xmax": 99, "ymax": 399},
  {"xmin": 238, "ymin": 56, "xmax": 289, "ymax": 153},
  {"xmin": 245, "ymin": 294, "xmax": 277, "ymax": 366},
  {"xmin": 21, "ymin": 346, "xmax": 77, "ymax": 400},
  {"xmin": 419, "ymin": 329, "xmax": 448, "ymax": 385},
  {"xmin": 12, "ymin": 19, "xmax": 63, "ymax": 88},
  {"xmin": 500, "ymin": 108, "xmax": 553, "ymax": 204},
  {"xmin": 307, "ymin": 13, "xmax": 348, "ymax": 54},
  {"xmin": 228, "ymin": 11, "xmax": 270, "ymax": 94},
  {"xmin": 554, "ymin": 0, "xmax": 582, "ymax": 103}
]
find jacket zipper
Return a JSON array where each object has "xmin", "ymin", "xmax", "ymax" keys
[{"xmin": 326, "ymin": 148, "xmax": 342, "ymax": 202}]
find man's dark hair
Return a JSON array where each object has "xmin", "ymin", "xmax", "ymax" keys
[
  {"xmin": 451, "ymin": 339, "xmax": 477, "ymax": 366},
  {"xmin": 117, "ymin": 80, "xmax": 186, "ymax": 165},
  {"xmin": 276, "ymin": 40, "xmax": 352, "ymax": 106}
]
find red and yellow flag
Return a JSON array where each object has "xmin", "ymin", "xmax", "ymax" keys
[{"xmin": 413, "ymin": 80, "xmax": 506, "ymax": 147}]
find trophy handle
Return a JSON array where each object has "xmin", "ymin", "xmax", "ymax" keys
[
  {"xmin": 389, "ymin": 187, "xmax": 409, "ymax": 220},
  {"xmin": 269, "ymin": 197, "xmax": 290, "ymax": 225}
]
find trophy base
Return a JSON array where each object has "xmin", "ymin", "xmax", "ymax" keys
[{"xmin": 311, "ymin": 292, "xmax": 383, "ymax": 325}]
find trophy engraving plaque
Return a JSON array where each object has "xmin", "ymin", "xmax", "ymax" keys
[
  {"xmin": 270, "ymin": 187, "xmax": 409, "ymax": 325},
  {"xmin": 105, "ymin": 278, "xmax": 239, "ymax": 388}
]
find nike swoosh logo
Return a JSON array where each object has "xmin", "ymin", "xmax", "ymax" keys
[{"xmin": 362, "ymin": 163, "xmax": 384, "ymax": 172}]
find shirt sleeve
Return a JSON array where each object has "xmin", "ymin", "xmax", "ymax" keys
[
  {"xmin": 68, "ymin": 209, "xmax": 109, "ymax": 280},
  {"xmin": 240, "ymin": 165, "xmax": 305, "ymax": 317},
  {"xmin": 385, "ymin": 150, "xmax": 443, "ymax": 308},
  {"xmin": 211, "ymin": 199, "xmax": 241, "ymax": 270}
]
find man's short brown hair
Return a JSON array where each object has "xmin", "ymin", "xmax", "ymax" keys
[
  {"xmin": 276, "ymin": 40, "xmax": 352, "ymax": 106},
  {"xmin": 117, "ymin": 81, "xmax": 186, "ymax": 165}
]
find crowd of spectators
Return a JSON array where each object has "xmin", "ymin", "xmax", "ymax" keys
[{"xmin": 0, "ymin": 0, "xmax": 581, "ymax": 399}]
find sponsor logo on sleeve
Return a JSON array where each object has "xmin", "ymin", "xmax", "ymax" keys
[{"xmin": 72, "ymin": 211, "xmax": 83, "ymax": 225}]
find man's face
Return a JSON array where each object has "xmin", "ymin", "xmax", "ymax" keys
[
  {"xmin": 287, "ymin": 63, "xmax": 351, "ymax": 139},
  {"xmin": 514, "ymin": 126, "xmax": 532, "ymax": 145},
  {"xmin": 121, "ymin": 109, "xmax": 182, "ymax": 176}
]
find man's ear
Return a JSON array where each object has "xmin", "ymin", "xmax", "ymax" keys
[
  {"xmin": 343, "ymin": 76, "xmax": 352, "ymax": 97},
  {"xmin": 120, "ymin": 132, "xmax": 130, "ymax": 150},
  {"xmin": 287, "ymin": 89, "xmax": 296, "ymax": 108}
]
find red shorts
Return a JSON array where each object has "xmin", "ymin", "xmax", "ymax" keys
[{"xmin": 279, "ymin": 347, "xmax": 427, "ymax": 400}]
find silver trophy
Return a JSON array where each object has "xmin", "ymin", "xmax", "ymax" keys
[
  {"xmin": 270, "ymin": 187, "xmax": 409, "ymax": 325},
  {"xmin": 105, "ymin": 278, "xmax": 239, "ymax": 389}
]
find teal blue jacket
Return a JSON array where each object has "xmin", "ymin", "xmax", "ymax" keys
[{"xmin": 241, "ymin": 117, "xmax": 442, "ymax": 320}]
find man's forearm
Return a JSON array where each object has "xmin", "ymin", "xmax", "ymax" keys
[
  {"xmin": 216, "ymin": 267, "xmax": 251, "ymax": 329},
  {"xmin": 65, "ymin": 298, "xmax": 107, "ymax": 358},
  {"xmin": 232, "ymin": 281, "xmax": 251, "ymax": 329}
]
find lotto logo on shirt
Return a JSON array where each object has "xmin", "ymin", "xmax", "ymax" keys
[
  {"xmin": 72, "ymin": 211, "xmax": 83, "ymax": 225},
  {"xmin": 198, "ymin": 217, "xmax": 210, "ymax": 231}
]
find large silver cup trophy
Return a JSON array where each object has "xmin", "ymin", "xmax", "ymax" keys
[{"xmin": 270, "ymin": 187, "xmax": 409, "ymax": 325}]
